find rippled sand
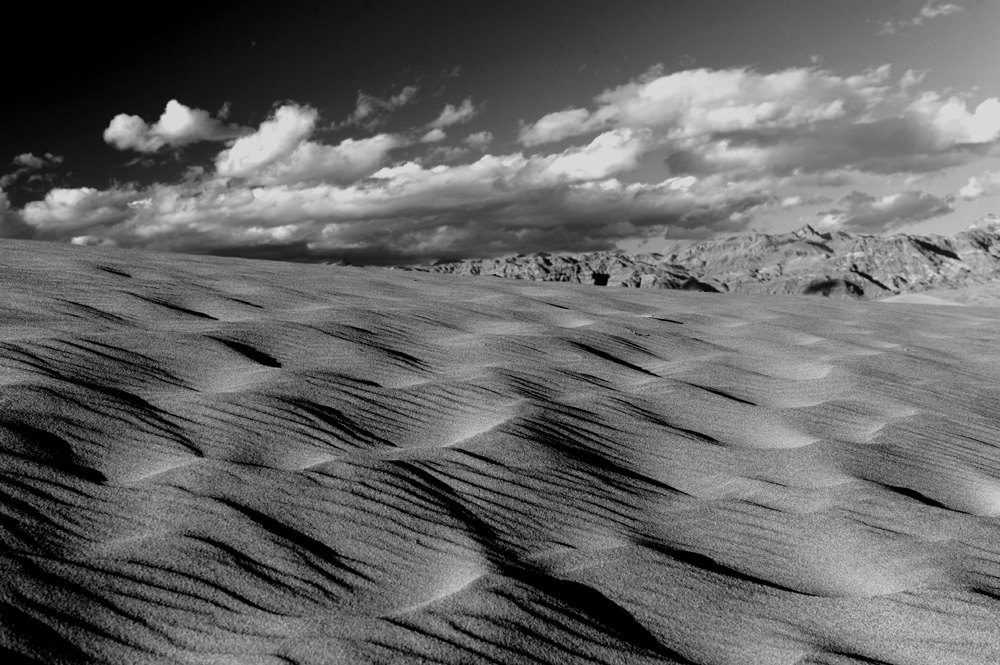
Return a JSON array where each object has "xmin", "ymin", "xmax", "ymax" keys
[{"xmin": 3, "ymin": 239, "xmax": 1000, "ymax": 664}]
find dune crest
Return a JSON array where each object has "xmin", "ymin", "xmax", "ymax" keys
[{"xmin": 3, "ymin": 239, "xmax": 1000, "ymax": 664}]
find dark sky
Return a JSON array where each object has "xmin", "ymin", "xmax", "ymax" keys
[{"xmin": 3, "ymin": 1, "xmax": 999, "ymax": 262}]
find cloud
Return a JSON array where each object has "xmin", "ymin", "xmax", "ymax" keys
[
  {"xmin": 920, "ymin": 1, "xmax": 964, "ymax": 18},
  {"xmin": 911, "ymin": 93, "xmax": 1000, "ymax": 145},
  {"xmin": 263, "ymin": 134, "xmax": 405, "ymax": 186},
  {"xmin": 104, "ymin": 100, "xmax": 248, "ymax": 153},
  {"xmin": 519, "ymin": 65, "xmax": 1000, "ymax": 178},
  {"xmin": 425, "ymin": 146, "xmax": 470, "ymax": 163},
  {"xmin": 12, "ymin": 63, "xmax": 1000, "ymax": 263},
  {"xmin": 341, "ymin": 86, "xmax": 418, "ymax": 128},
  {"xmin": 430, "ymin": 98, "xmax": 478, "ymax": 129},
  {"xmin": 520, "ymin": 66, "xmax": 890, "ymax": 146},
  {"xmin": 519, "ymin": 108, "xmax": 600, "ymax": 147},
  {"xmin": 877, "ymin": 2, "xmax": 963, "ymax": 35},
  {"xmin": 214, "ymin": 104, "xmax": 318, "ymax": 178},
  {"xmin": 959, "ymin": 168, "xmax": 1000, "ymax": 200},
  {"xmin": 898, "ymin": 69, "xmax": 927, "ymax": 90},
  {"xmin": 214, "ymin": 104, "xmax": 403, "ymax": 185},
  {"xmin": 540, "ymin": 128, "xmax": 650, "ymax": 181},
  {"xmin": 13, "ymin": 154, "xmax": 44, "ymax": 169},
  {"xmin": 13, "ymin": 152, "xmax": 62, "ymax": 169},
  {"xmin": 13, "ymin": 130, "xmax": 770, "ymax": 263},
  {"xmin": 420, "ymin": 128, "xmax": 447, "ymax": 143},
  {"xmin": 21, "ymin": 186, "xmax": 144, "ymax": 234},
  {"xmin": 464, "ymin": 131, "xmax": 493, "ymax": 149},
  {"xmin": 815, "ymin": 189, "xmax": 954, "ymax": 232},
  {"xmin": 1, "ymin": 153, "xmax": 65, "ymax": 191}
]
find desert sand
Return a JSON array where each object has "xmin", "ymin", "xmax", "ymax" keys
[{"xmin": 4, "ymin": 238, "xmax": 1000, "ymax": 664}]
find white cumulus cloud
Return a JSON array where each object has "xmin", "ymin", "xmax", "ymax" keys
[
  {"xmin": 256, "ymin": 134, "xmax": 406, "ymax": 186},
  {"xmin": 11, "ymin": 62, "xmax": 1000, "ymax": 262},
  {"xmin": 21, "ymin": 186, "xmax": 144, "ymax": 233},
  {"xmin": 420, "ymin": 128, "xmax": 447, "ymax": 144},
  {"xmin": 959, "ymin": 168, "xmax": 1000, "ymax": 200},
  {"xmin": 540, "ymin": 128, "xmax": 650, "ymax": 182},
  {"xmin": 214, "ymin": 104, "xmax": 403, "ymax": 185},
  {"xmin": 519, "ymin": 65, "xmax": 1000, "ymax": 178},
  {"xmin": 104, "ymin": 100, "xmax": 248, "ymax": 153},
  {"xmin": 13, "ymin": 138, "xmax": 770, "ymax": 262},
  {"xmin": 519, "ymin": 66, "xmax": 890, "ymax": 147},
  {"xmin": 519, "ymin": 108, "xmax": 600, "ymax": 147},
  {"xmin": 214, "ymin": 104, "xmax": 319, "ymax": 178},
  {"xmin": 912, "ymin": 94, "xmax": 1000, "ymax": 145}
]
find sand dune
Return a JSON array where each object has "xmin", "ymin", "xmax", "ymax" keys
[{"xmin": 4, "ymin": 239, "xmax": 1000, "ymax": 664}]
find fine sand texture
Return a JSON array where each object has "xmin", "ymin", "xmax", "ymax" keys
[
  {"xmin": 885, "ymin": 282, "xmax": 1000, "ymax": 308},
  {"xmin": 4, "ymin": 239, "xmax": 1000, "ymax": 664}
]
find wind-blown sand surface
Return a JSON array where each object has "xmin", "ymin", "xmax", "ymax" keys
[
  {"xmin": 884, "ymin": 283, "xmax": 1000, "ymax": 308},
  {"xmin": 4, "ymin": 239, "xmax": 1000, "ymax": 664}
]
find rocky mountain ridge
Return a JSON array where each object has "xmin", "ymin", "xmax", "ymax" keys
[{"xmin": 394, "ymin": 215, "xmax": 1000, "ymax": 298}]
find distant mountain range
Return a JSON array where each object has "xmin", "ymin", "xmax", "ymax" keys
[{"xmin": 393, "ymin": 215, "xmax": 1000, "ymax": 298}]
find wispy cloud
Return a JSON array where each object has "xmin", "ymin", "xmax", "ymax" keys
[
  {"xmin": 340, "ymin": 86, "xmax": 418, "ymax": 129},
  {"xmin": 898, "ymin": 69, "xmax": 928, "ymax": 90},
  {"xmin": 429, "ymin": 98, "xmax": 478, "ymax": 129},
  {"xmin": 876, "ymin": 2, "xmax": 963, "ymax": 36},
  {"xmin": 424, "ymin": 145, "xmax": 470, "ymax": 163},
  {"xmin": 104, "ymin": 100, "xmax": 249, "ymax": 153}
]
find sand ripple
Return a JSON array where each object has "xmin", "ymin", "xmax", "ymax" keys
[{"xmin": 3, "ymin": 241, "xmax": 1000, "ymax": 663}]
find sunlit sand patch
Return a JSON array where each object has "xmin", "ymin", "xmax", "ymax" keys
[
  {"xmin": 722, "ymin": 354, "xmax": 834, "ymax": 381},
  {"xmin": 385, "ymin": 565, "xmax": 488, "ymax": 616},
  {"xmin": 880, "ymin": 293, "xmax": 968, "ymax": 306},
  {"xmin": 629, "ymin": 380, "xmax": 818, "ymax": 449}
]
